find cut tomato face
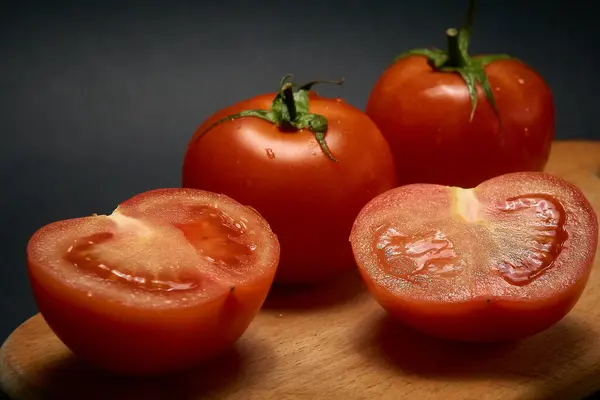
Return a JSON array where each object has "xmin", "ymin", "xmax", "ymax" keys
[
  {"xmin": 350, "ymin": 172, "xmax": 598, "ymax": 342},
  {"xmin": 27, "ymin": 188, "xmax": 280, "ymax": 376}
]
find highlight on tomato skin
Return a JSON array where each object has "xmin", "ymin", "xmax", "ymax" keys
[
  {"xmin": 26, "ymin": 188, "xmax": 280, "ymax": 376},
  {"xmin": 349, "ymin": 172, "xmax": 598, "ymax": 342}
]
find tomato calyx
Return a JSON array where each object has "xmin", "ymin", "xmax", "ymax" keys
[
  {"xmin": 197, "ymin": 74, "xmax": 345, "ymax": 162},
  {"xmin": 396, "ymin": 0, "xmax": 513, "ymax": 123}
]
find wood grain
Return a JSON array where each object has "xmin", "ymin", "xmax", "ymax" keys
[{"xmin": 2, "ymin": 141, "xmax": 600, "ymax": 400}]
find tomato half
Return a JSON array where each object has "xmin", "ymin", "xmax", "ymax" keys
[
  {"xmin": 350, "ymin": 172, "xmax": 598, "ymax": 342},
  {"xmin": 27, "ymin": 188, "xmax": 280, "ymax": 375},
  {"xmin": 182, "ymin": 76, "xmax": 397, "ymax": 284},
  {"xmin": 366, "ymin": 6, "xmax": 554, "ymax": 188}
]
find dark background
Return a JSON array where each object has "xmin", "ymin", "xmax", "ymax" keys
[{"xmin": 0, "ymin": 0, "xmax": 598, "ymax": 398}]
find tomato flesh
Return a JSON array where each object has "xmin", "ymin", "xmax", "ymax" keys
[
  {"xmin": 176, "ymin": 205, "xmax": 255, "ymax": 268},
  {"xmin": 65, "ymin": 231, "xmax": 199, "ymax": 292},
  {"xmin": 27, "ymin": 188, "xmax": 279, "ymax": 375},
  {"xmin": 489, "ymin": 195, "xmax": 566, "ymax": 284},
  {"xmin": 350, "ymin": 172, "xmax": 598, "ymax": 342},
  {"xmin": 374, "ymin": 225, "xmax": 463, "ymax": 280}
]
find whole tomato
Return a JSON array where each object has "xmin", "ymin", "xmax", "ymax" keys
[
  {"xmin": 182, "ymin": 75, "xmax": 398, "ymax": 284},
  {"xmin": 366, "ymin": 0, "xmax": 554, "ymax": 188}
]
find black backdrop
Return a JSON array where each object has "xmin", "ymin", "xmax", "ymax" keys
[{"xmin": 1, "ymin": 0, "xmax": 598, "ymax": 397}]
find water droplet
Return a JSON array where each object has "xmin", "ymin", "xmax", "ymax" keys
[
  {"xmin": 495, "ymin": 87, "xmax": 501, "ymax": 91},
  {"xmin": 265, "ymin": 148, "xmax": 276, "ymax": 159},
  {"xmin": 86, "ymin": 291, "xmax": 93, "ymax": 297},
  {"xmin": 518, "ymin": 78, "xmax": 525, "ymax": 85},
  {"xmin": 334, "ymin": 98, "xmax": 344, "ymax": 103}
]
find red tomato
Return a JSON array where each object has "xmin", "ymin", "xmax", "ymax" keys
[
  {"xmin": 27, "ymin": 188, "xmax": 280, "ymax": 375},
  {"xmin": 350, "ymin": 172, "xmax": 598, "ymax": 342},
  {"xmin": 182, "ymin": 75, "xmax": 398, "ymax": 284},
  {"xmin": 366, "ymin": 13, "xmax": 554, "ymax": 188}
]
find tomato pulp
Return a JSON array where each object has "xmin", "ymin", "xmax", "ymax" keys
[
  {"xmin": 27, "ymin": 188, "xmax": 280, "ymax": 375},
  {"xmin": 366, "ymin": 3, "xmax": 554, "ymax": 188},
  {"xmin": 182, "ymin": 76, "xmax": 398, "ymax": 284},
  {"xmin": 350, "ymin": 172, "xmax": 598, "ymax": 342}
]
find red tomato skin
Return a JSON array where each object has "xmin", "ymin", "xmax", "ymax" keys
[
  {"xmin": 182, "ymin": 92, "xmax": 398, "ymax": 284},
  {"xmin": 29, "ymin": 271, "xmax": 263, "ymax": 375},
  {"xmin": 366, "ymin": 56, "xmax": 554, "ymax": 188},
  {"xmin": 350, "ymin": 172, "xmax": 598, "ymax": 342},
  {"xmin": 363, "ymin": 274, "xmax": 590, "ymax": 342},
  {"xmin": 27, "ymin": 189, "xmax": 280, "ymax": 376}
]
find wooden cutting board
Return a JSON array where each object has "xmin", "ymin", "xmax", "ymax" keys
[{"xmin": 2, "ymin": 141, "xmax": 600, "ymax": 400}]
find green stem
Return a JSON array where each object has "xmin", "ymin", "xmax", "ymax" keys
[
  {"xmin": 465, "ymin": 0, "xmax": 477, "ymax": 31},
  {"xmin": 296, "ymin": 78, "xmax": 345, "ymax": 92},
  {"xmin": 281, "ymin": 82, "xmax": 297, "ymax": 121},
  {"xmin": 195, "ymin": 75, "xmax": 342, "ymax": 163},
  {"xmin": 395, "ymin": 0, "xmax": 508, "ymax": 128},
  {"xmin": 445, "ymin": 28, "xmax": 465, "ymax": 67}
]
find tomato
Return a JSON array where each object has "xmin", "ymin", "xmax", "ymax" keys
[
  {"xmin": 182, "ymin": 75, "xmax": 398, "ymax": 284},
  {"xmin": 27, "ymin": 188, "xmax": 280, "ymax": 375},
  {"xmin": 350, "ymin": 172, "xmax": 598, "ymax": 342},
  {"xmin": 366, "ymin": 2, "xmax": 554, "ymax": 188}
]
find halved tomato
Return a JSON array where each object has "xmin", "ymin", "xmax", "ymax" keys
[
  {"xmin": 27, "ymin": 188, "xmax": 280, "ymax": 375},
  {"xmin": 350, "ymin": 172, "xmax": 598, "ymax": 342}
]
